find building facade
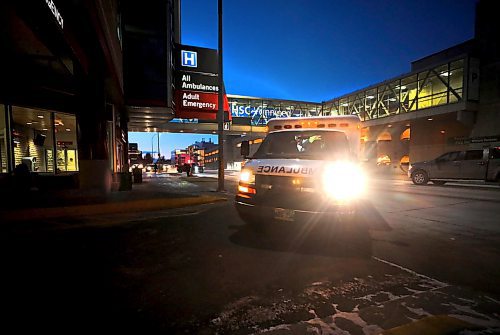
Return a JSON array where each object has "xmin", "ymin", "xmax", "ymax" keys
[
  {"xmin": 0, "ymin": 0, "xmax": 128, "ymax": 192},
  {"xmin": 0, "ymin": 0, "xmax": 182, "ymax": 192}
]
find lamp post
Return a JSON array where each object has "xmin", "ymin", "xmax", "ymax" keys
[
  {"xmin": 151, "ymin": 133, "xmax": 160, "ymax": 161},
  {"xmin": 217, "ymin": 0, "xmax": 225, "ymax": 191},
  {"xmin": 157, "ymin": 132, "xmax": 161, "ymax": 160}
]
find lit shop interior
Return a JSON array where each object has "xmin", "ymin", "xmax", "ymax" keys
[{"xmin": 1, "ymin": 105, "xmax": 78, "ymax": 174}]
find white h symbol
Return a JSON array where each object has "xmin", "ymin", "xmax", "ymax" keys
[{"xmin": 181, "ymin": 50, "xmax": 197, "ymax": 68}]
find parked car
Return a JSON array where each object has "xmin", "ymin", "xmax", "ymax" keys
[
  {"xmin": 145, "ymin": 164, "xmax": 158, "ymax": 172},
  {"xmin": 409, "ymin": 147, "xmax": 500, "ymax": 185}
]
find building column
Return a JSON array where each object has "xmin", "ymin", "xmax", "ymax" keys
[{"xmin": 77, "ymin": 75, "xmax": 112, "ymax": 192}]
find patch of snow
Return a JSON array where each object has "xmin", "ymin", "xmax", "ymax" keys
[
  {"xmin": 401, "ymin": 302, "xmax": 432, "ymax": 317},
  {"xmin": 356, "ymin": 293, "xmax": 378, "ymax": 303},
  {"xmin": 373, "ymin": 256, "xmax": 448, "ymax": 289},
  {"xmin": 450, "ymin": 303, "xmax": 500, "ymax": 328},
  {"xmin": 456, "ymin": 297, "xmax": 478, "ymax": 304},
  {"xmin": 311, "ymin": 281, "xmax": 328, "ymax": 286},
  {"xmin": 380, "ymin": 290, "xmax": 400, "ymax": 301},
  {"xmin": 331, "ymin": 310, "xmax": 383, "ymax": 335},
  {"xmin": 306, "ymin": 317, "xmax": 341, "ymax": 334},
  {"xmin": 404, "ymin": 287, "xmax": 425, "ymax": 294},
  {"xmin": 458, "ymin": 329, "xmax": 500, "ymax": 335},
  {"xmin": 484, "ymin": 296, "xmax": 500, "ymax": 304},
  {"xmin": 259, "ymin": 323, "xmax": 291, "ymax": 333}
]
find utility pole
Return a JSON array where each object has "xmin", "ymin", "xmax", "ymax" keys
[
  {"xmin": 151, "ymin": 133, "xmax": 158, "ymax": 162},
  {"xmin": 217, "ymin": 0, "xmax": 225, "ymax": 191},
  {"xmin": 157, "ymin": 132, "xmax": 160, "ymax": 160}
]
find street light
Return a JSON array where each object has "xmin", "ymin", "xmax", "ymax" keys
[
  {"xmin": 151, "ymin": 132, "xmax": 160, "ymax": 161},
  {"xmin": 217, "ymin": 0, "xmax": 225, "ymax": 191}
]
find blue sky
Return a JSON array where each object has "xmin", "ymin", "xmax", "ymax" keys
[{"xmin": 129, "ymin": 0, "xmax": 476, "ymax": 156}]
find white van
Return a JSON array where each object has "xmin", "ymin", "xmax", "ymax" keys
[{"xmin": 235, "ymin": 115, "xmax": 365, "ymax": 231}]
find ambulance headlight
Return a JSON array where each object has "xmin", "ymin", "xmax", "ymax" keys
[
  {"xmin": 239, "ymin": 169, "xmax": 255, "ymax": 185},
  {"xmin": 322, "ymin": 162, "xmax": 366, "ymax": 201}
]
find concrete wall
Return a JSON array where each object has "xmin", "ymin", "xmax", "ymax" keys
[
  {"xmin": 472, "ymin": 58, "xmax": 500, "ymax": 147},
  {"xmin": 409, "ymin": 114, "xmax": 472, "ymax": 163}
]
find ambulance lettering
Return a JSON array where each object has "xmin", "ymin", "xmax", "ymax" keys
[{"xmin": 256, "ymin": 165, "xmax": 316, "ymax": 175}]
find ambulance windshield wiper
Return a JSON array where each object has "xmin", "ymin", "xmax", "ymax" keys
[
  {"xmin": 296, "ymin": 154, "xmax": 323, "ymax": 159},
  {"xmin": 264, "ymin": 153, "xmax": 298, "ymax": 159}
]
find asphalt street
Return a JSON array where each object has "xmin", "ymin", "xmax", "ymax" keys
[{"xmin": 0, "ymin": 173, "xmax": 499, "ymax": 334}]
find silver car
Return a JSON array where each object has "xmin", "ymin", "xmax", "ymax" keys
[{"xmin": 409, "ymin": 148, "xmax": 500, "ymax": 185}]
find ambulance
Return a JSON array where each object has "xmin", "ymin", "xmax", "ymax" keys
[{"xmin": 235, "ymin": 115, "xmax": 365, "ymax": 231}]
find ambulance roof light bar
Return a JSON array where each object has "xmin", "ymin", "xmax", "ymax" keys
[{"xmin": 268, "ymin": 115, "xmax": 360, "ymax": 132}]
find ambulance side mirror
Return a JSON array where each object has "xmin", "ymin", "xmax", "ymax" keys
[{"xmin": 240, "ymin": 141, "xmax": 250, "ymax": 157}]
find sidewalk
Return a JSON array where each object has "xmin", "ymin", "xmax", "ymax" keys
[
  {"xmin": 0, "ymin": 174, "xmax": 227, "ymax": 222},
  {"xmin": 1, "ymin": 170, "xmax": 497, "ymax": 223}
]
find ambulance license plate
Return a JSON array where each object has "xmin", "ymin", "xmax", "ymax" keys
[{"xmin": 274, "ymin": 208, "xmax": 295, "ymax": 221}]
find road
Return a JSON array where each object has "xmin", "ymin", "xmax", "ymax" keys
[{"xmin": 0, "ymin": 173, "xmax": 499, "ymax": 334}]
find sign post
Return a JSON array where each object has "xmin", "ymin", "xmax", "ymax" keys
[{"xmin": 217, "ymin": 0, "xmax": 225, "ymax": 192}]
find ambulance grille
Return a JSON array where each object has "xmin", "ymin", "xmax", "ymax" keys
[{"xmin": 255, "ymin": 175, "xmax": 327, "ymax": 211}]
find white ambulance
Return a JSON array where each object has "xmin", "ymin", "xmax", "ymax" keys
[{"xmin": 235, "ymin": 115, "xmax": 365, "ymax": 231}]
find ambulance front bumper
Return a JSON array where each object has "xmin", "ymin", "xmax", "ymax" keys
[{"xmin": 235, "ymin": 194, "xmax": 357, "ymax": 223}]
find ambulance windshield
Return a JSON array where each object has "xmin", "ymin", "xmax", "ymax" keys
[{"xmin": 254, "ymin": 130, "xmax": 350, "ymax": 160}]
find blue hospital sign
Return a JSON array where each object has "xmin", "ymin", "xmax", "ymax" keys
[{"xmin": 181, "ymin": 50, "xmax": 197, "ymax": 68}]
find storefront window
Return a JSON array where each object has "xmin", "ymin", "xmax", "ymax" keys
[
  {"xmin": 12, "ymin": 107, "xmax": 54, "ymax": 173},
  {"xmin": 0, "ymin": 105, "xmax": 7, "ymax": 173},
  {"xmin": 54, "ymin": 113, "xmax": 78, "ymax": 172}
]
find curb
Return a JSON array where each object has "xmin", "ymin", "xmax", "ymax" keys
[
  {"xmin": 0, "ymin": 195, "xmax": 227, "ymax": 222},
  {"xmin": 381, "ymin": 315, "xmax": 479, "ymax": 335},
  {"xmin": 180, "ymin": 176, "xmax": 220, "ymax": 182}
]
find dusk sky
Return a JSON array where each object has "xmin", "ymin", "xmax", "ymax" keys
[{"xmin": 129, "ymin": 0, "xmax": 476, "ymax": 157}]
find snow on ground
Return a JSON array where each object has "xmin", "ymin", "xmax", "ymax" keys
[{"xmin": 209, "ymin": 257, "xmax": 500, "ymax": 334}]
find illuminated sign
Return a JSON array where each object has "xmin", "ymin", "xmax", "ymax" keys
[
  {"xmin": 230, "ymin": 103, "xmax": 307, "ymax": 125},
  {"xmin": 181, "ymin": 92, "xmax": 218, "ymax": 110},
  {"xmin": 450, "ymin": 135, "xmax": 500, "ymax": 145},
  {"xmin": 181, "ymin": 50, "xmax": 197, "ymax": 68},
  {"xmin": 176, "ymin": 73, "xmax": 219, "ymax": 93},
  {"xmin": 45, "ymin": 0, "xmax": 63, "ymax": 29},
  {"xmin": 170, "ymin": 118, "xmax": 199, "ymax": 123},
  {"xmin": 176, "ymin": 45, "xmax": 218, "ymax": 74},
  {"xmin": 231, "ymin": 104, "xmax": 290, "ymax": 118},
  {"xmin": 175, "ymin": 45, "xmax": 229, "ymax": 121},
  {"xmin": 175, "ymin": 90, "xmax": 230, "ymax": 120}
]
